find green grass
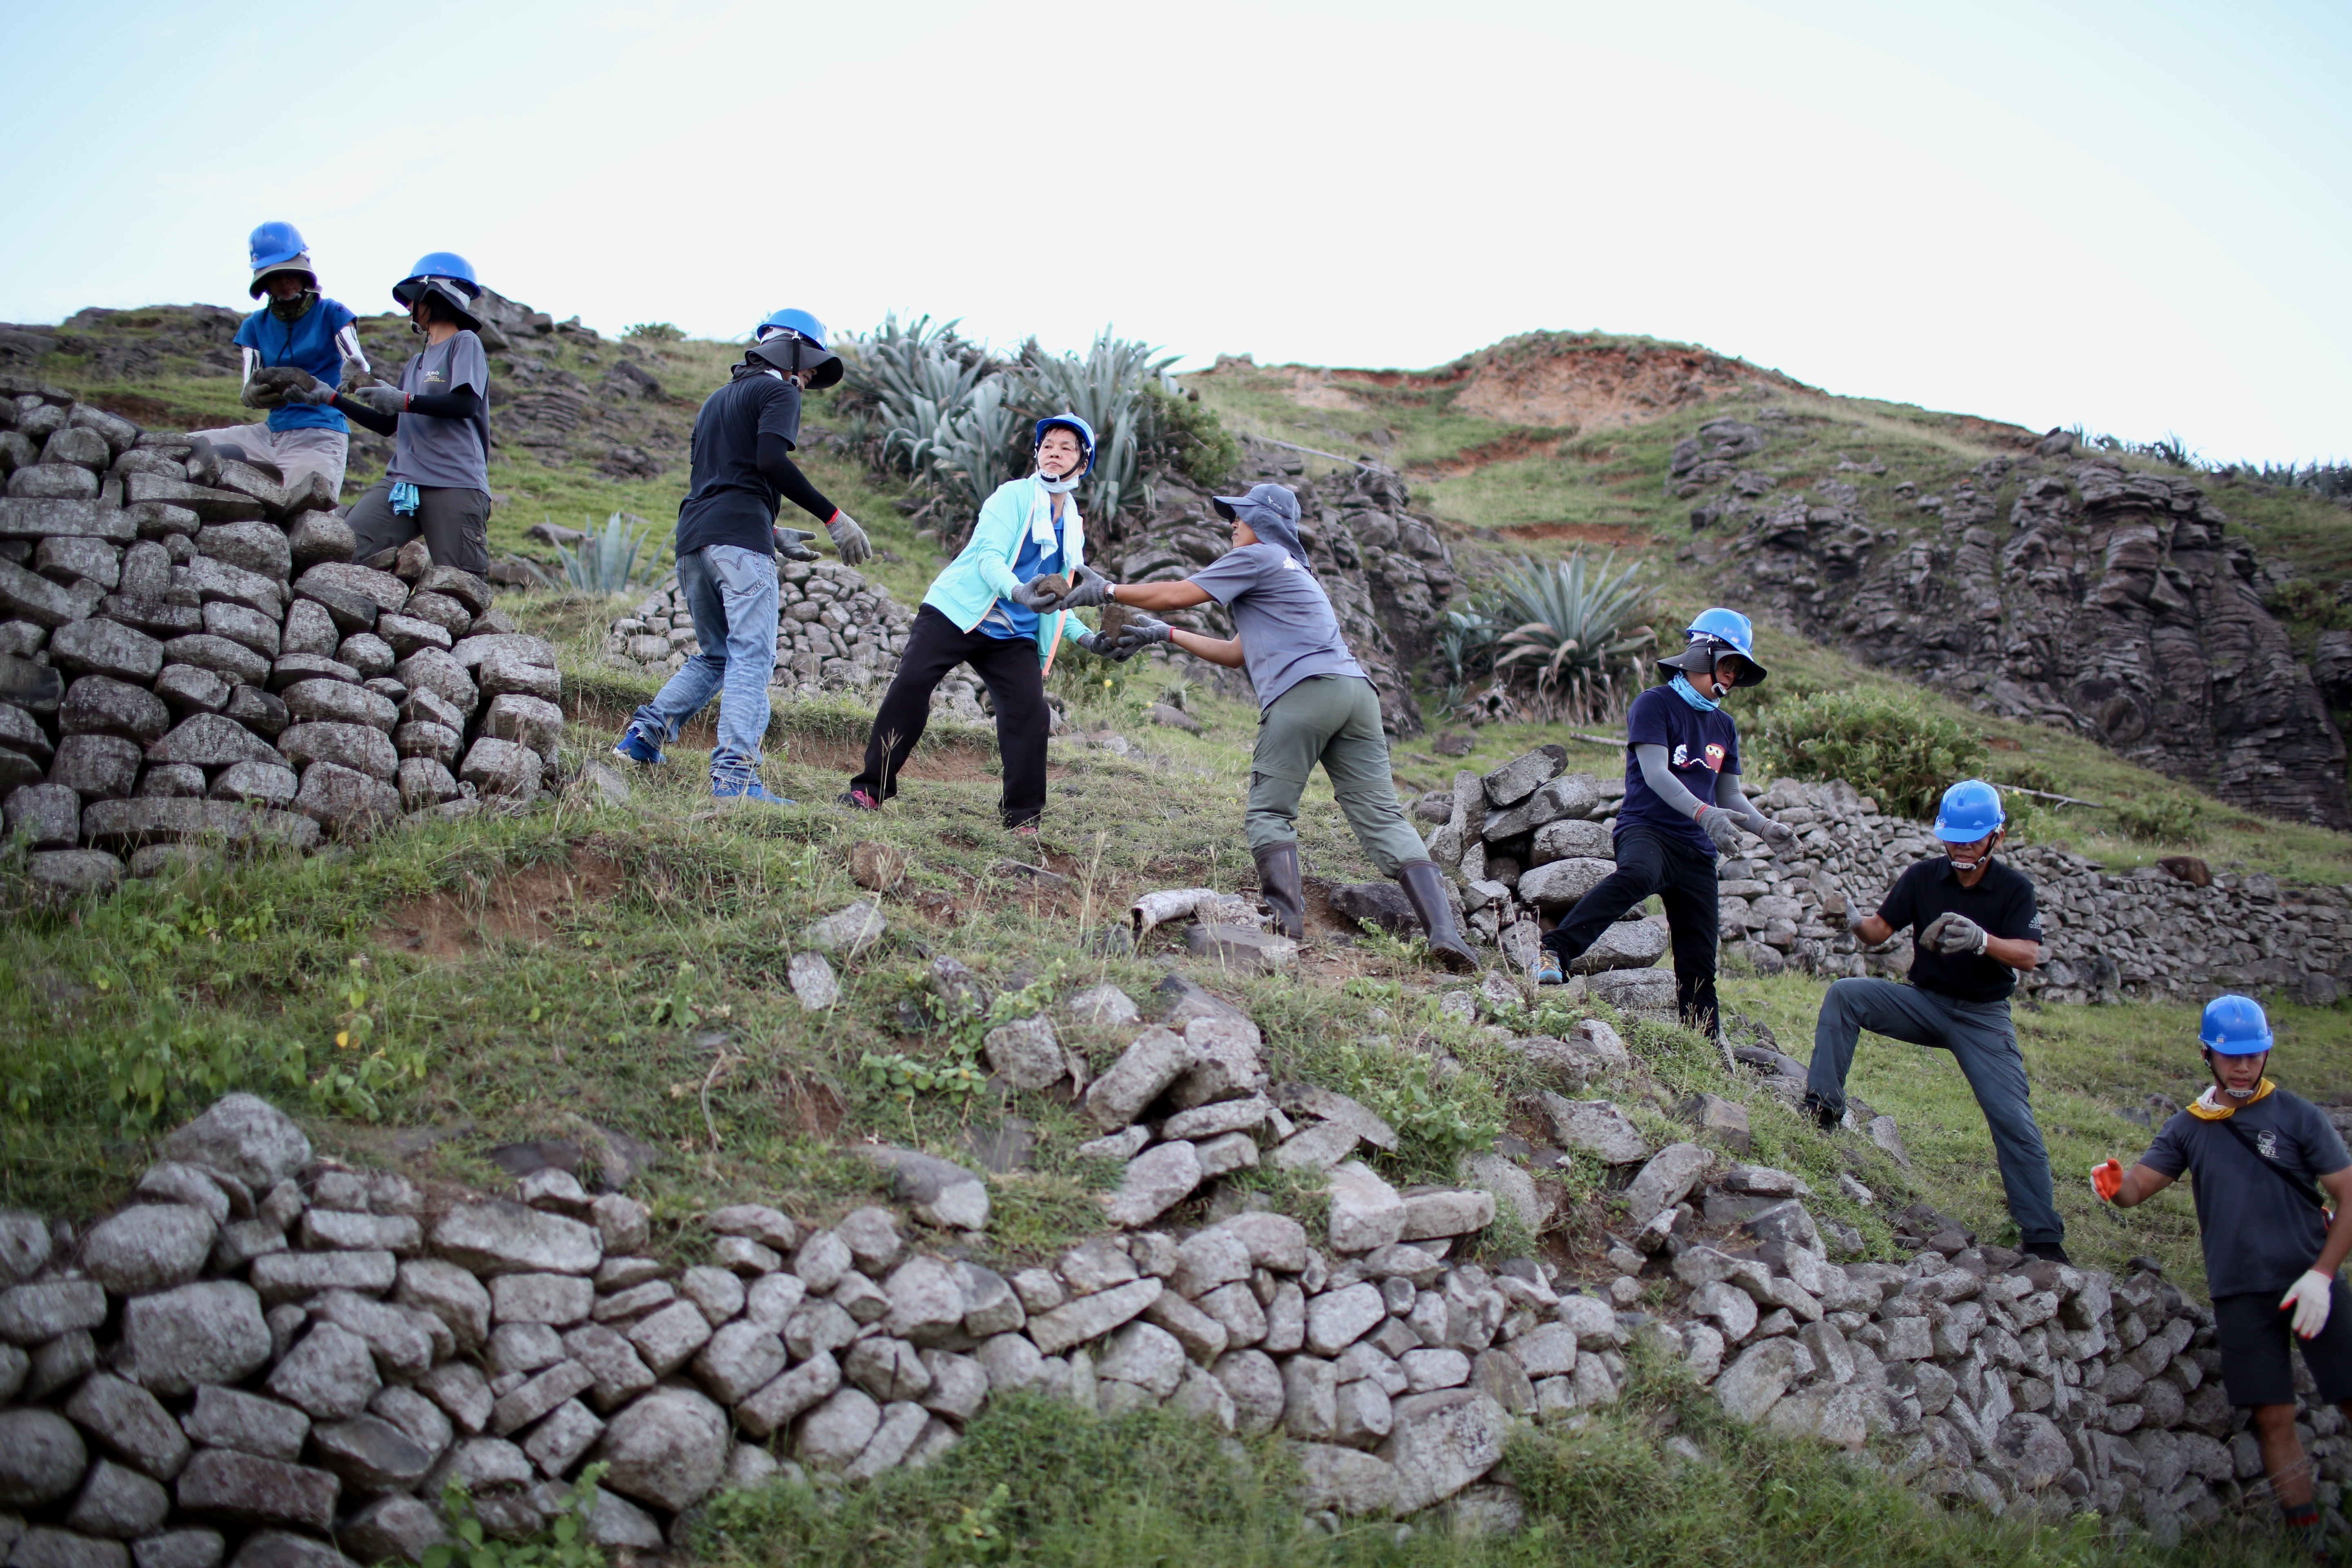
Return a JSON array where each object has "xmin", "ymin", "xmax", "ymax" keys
[{"xmin": 689, "ymin": 1361, "xmax": 2300, "ymax": 1568}]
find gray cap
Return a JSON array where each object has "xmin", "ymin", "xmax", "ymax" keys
[{"xmin": 1212, "ymin": 483, "xmax": 1305, "ymax": 559}]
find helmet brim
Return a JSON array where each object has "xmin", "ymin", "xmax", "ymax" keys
[
  {"xmin": 249, "ymin": 261, "xmax": 317, "ymax": 298},
  {"xmin": 393, "ymin": 278, "xmax": 482, "ymax": 332},
  {"xmin": 2201, "ymin": 1038, "xmax": 2273, "ymax": 1056},
  {"xmin": 1657, "ymin": 642, "xmax": 1766, "ymax": 686}
]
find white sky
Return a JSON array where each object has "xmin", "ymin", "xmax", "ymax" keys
[{"xmin": 4, "ymin": 1, "xmax": 2345, "ymax": 462}]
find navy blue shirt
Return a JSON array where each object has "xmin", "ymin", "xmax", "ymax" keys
[
  {"xmin": 675, "ymin": 371, "xmax": 802, "ymax": 559},
  {"xmin": 1617, "ymin": 684, "xmax": 1740, "ymax": 858},
  {"xmin": 2143, "ymin": 1090, "xmax": 2350, "ymax": 1297}
]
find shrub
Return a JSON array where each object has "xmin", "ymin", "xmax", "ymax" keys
[
  {"xmin": 1754, "ymin": 691, "xmax": 1988, "ymax": 822},
  {"xmin": 621, "ymin": 322, "xmax": 683, "ymax": 343},
  {"xmin": 2110, "ymin": 793, "xmax": 2207, "ymax": 845},
  {"xmin": 1483, "ymin": 551, "xmax": 1655, "ymax": 724},
  {"xmin": 543, "ymin": 513, "xmax": 651, "ymax": 595}
]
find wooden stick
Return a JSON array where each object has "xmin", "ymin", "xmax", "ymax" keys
[
  {"xmin": 2000, "ymin": 785, "xmax": 2108, "ymax": 809},
  {"xmin": 1259, "ymin": 437, "xmax": 1390, "ymax": 473}
]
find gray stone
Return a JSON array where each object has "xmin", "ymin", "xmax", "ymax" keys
[
  {"xmin": 7, "ymin": 1532, "xmax": 127, "ymax": 1568},
  {"xmin": 276, "ymin": 723, "xmax": 396, "ymax": 782},
  {"xmin": 786, "ymin": 950, "xmax": 837, "ymax": 1010},
  {"xmin": 480, "ymin": 693, "xmax": 561, "ymax": 758},
  {"xmin": 1104, "ymin": 1141, "xmax": 1201, "ymax": 1229},
  {"xmin": 136, "ymin": 763, "xmax": 205, "ymax": 799},
  {"xmin": 1583, "ymin": 967, "xmax": 1678, "ymax": 1020},
  {"xmin": 0, "ymin": 1281, "xmax": 106, "ymax": 1345},
  {"xmin": 163, "ymin": 1094, "xmax": 310, "ymax": 1190},
  {"xmin": 1532, "ymin": 1095, "xmax": 1649, "ymax": 1164},
  {"xmin": 521, "ymin": 1399, "xmax": 603, "ymax": 1480},
  {"xmin": 66, "ymin": 1374, "xmax": 188, "ymax": 1480},
  {"xmin": 559, "ymin": 1326, "xmax": 655, "ymax": 1414},
  {"xmin": 374, "ymin": 616, "xmax": 450, "ymax": 659},
  {"xmin": 1328, "ymin": 1161, "xmax": 1406, "ymax": 1254},
  {"xmin": 281, "ymin": 679, "xmax": 396, "ymax": 733},
  {"xmin": 735, "ymin": 1350, "xmax": 841, "ymax": 1438},
  {"xmin": 1569, "ymin": 919, "xmax": 1671, "ymax": 974},
  {"xmin": 851, "ymin": 1147, "xmax": 991, "ymax": 1232},
  {"xmin": 157, "ymin": 636, "xmax": 267, "ymax": 689},
  {"xmin": 1623, "ymin": 1143, "xmax": 1711, "ymax": 1228},
  {"xmin": 794, "ymin": 1387, "xmax": 881, "ymax": 1473},
  {"xmin": 80, "ymin": 1204, "xmax": 216, "ymax": 1296},
  {"xmin": 489, "ymin": 1273, "xmax": 593, "ymax": 1327},
  {"xmin": 457, "ymin": 737, "xmax": 540, "ymax": 798},
  {"xmin": 0, "ymin": 1410, "xmax": 85, "ymax": 1506},
  {"xmin": 1514, "ymin": 857, "xmax": 1617, "ymax": 910},
  {"xmin": 395, "ymin": 1258, "xmax": 491, "ymax": 1352},
  {"xmin": 23, "ymin": 1330, "xmax": 96, "ymax": 1401},
  {"xmin": 171, "ymin": 1450, "xmax": 337, "ymax": 1532},
  {"xmin": 198, "ymin": 602, "xmax": 280, "ymax": 659},
  {"xmin": 432, "ymin": 1201, "xmax": 600, "ymax": 1276},
  {"xmin": 1380, "ymin": 1390, "xmax": 1509, "ymax": 1513},
  {"xmin": 1275, "ymin": 1083, "xmax": 1399, "ymax": 1152},
  {"xmin": 597, "ymin": 1386, "xmax": 728, "ymax": 1511},
  {"xmin": 50, "ymin": 733, "xmax": 142, "ymax": 799},
  {"xmin": 297, "ymin": 565, "xmax": 408, "ymax": 615},
  {"xmin": 310, "ymin": 1415, "xmax": 434, "ymax": 1492},
  {"xmin": 801, "ymin": 899, "xmax": 884, "ymax": 957},
  {"xmin": 24, "ymin": 850, "xmax": 121, "ymax": 898},
  {"xmin": 693, "ymin": 1321, "xmax": 788, "ymax": 1403},
  {"xmin": 118, "ymin": 1282, "xmax": 269, "ymax": 1395},
  {"xmin": 581, "ymin": 1490, "xmax": 663, "ymax": 1551},
  {"xmin": 1398, "ymin": 1188, "xmax": 1496, "ymax": 1241},
  {"xmin": 421, "ymin": 1437, "xmax": 531, "ymax": 1497},
  {"xmin": 339, "ymin": 1497, "xmax": 450, "ymax": 1567},
  {"xmin": 1295, "ymin": 1444, "xmax": 1399, "ymax": 1516},
  {"xmin": 181, "ymin": 1386, "xmax": 309, "ymax": 1462},
  {"xmin": 1066, "ymin": 983, "xmax": 1140, "ymax": 1027},
  {"xmin": 625, "ymin": 1300, "xmax": 712, "ymax": 1376},
  {"xmin": 337, "ymin": 636, "xmax": 394, "ymax": 681},
  {"xmin": 844, "ymin": 1337, "xmax": 931, "ymax": 1403},
  {"xmin": 488, "ymin": 1361, "xmax": 594, "ymax": 1438},
  {"xmin": 285, "ymin": 514, "xmax": 356, "ymax": 575},
  {"xmin": 1169, "ymin": 1014, "xmax": 1264, "ymax": 1109},
  {"xmin": 416, "ymin": 1362, "xmax": 494, "ymax": 1435},
  {"xmin": 220, "ymin": 684, "xmax": 286, "ymax": 739},
  {"xmin": 308, "ymin": 1292, "xmax": 436, "ymax": 1380},
  {"xmin": 61, "ymin": 677, "xmax": 168, "ymax": 744},
  {"xmin": 1026, "ymin": 1276, "xmax": 1165, "ymax": 1356},
  {"xmin": 486, "ymin": 1323, "xmax": 563, "ymax": 1378},
  {"xmin": 291, "ymin": 761, "xmax": 401, "ymax": 834},
  {"xmin": 1084, "ymin": 1027, "xmax": 1193, "ymax": 1130},
  {"xmin": 34, "ymin": 535, "xmax": 121, "ymax": 590},
  {"xmin": 194, "ymin": 523, "xmax": 290, "ymax": 583},
  {"xmin": 389, "ymin": 650, "xmax": 472, "ymax": 713},
  {"xmin": 0, "ymin": 1214, "xmax": 51, "ymax": 1286},
  {"xmin": 130, "ymin": 1533, "xmax": 222, "ymax": 1568},
  {"xmin": 247, "ymin": 1251, "xmax": 396, "ymax": 1304},
  {"xmin": 982, "ymin": 1014, "xmax": 1064, "ymax": 1092},
  {"xmin": 680, "ymin": 1264, "xmax": 746, "ymax": 1323},
  {"xmin": 5, "ymin": 784, "xmax": 79, "ymax": 849},
  {"xmin": 1715, "ymin": 1338, "xmax": 1804, "ymax": 1423},
  {"xmin": 1307, "ymin": 1283, "xmax": 1389, "ymax": 1358},
  {"xmin": 264, "ymin": 1323, "xmax": 379, "ymax": 1421}
]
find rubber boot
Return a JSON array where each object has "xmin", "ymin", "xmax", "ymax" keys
[
  {"xmin": 1394, "ymin": 859, "xmax": 1480, "ymax": 974},
  {"xmin": 1254, "ymin": 843, "xmax": 1305, "ymax": 941}
]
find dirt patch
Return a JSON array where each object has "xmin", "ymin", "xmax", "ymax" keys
[
  {"xmin": 1408, "ymin": 432, "xmax": 1569, "ymax": 479},
  {"xmin": 1495, "ymin": 523, "xmax": 1648, "ymax": 546},
  {"xmin": 375, "ymin": 851, "xmax": 626, "ymax": 961},
  {"xmin": 1451, "ymin": 341, "xmax": 1784, "ymax": 428},
  {"xmin": 86, "ymin": 392, "xmax": 230, "ymax": 430}
]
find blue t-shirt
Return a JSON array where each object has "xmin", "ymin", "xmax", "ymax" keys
[
  {"xmin": 1617, "ymin": 683, "xmax": 1740, "ymax": 857},
  {"xmin": 234, "ymin": 298, "xmax": 357, "ymax": 434},
  {"xmin": 978, "ymin": 511, "xmax": 1065, "ymax": 641}
]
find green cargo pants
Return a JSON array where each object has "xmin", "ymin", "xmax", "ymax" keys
[{"xmin": 1245, "ymin": 675, "xmax": 1429, "ymax": 876}]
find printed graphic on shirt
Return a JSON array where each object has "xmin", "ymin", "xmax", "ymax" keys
[
  {"xmin": 2259, "ymin": 1129, "xmax": 2281, "ymax": 1160},
  {"xmin": 1670, "ymin": 742, "xmax": 1730, "ymax": 773},
  {"xmin": 1704, "ymin": 742, "xmax": 1726, "ymax": 771}
]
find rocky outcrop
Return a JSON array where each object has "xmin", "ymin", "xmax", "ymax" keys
[
  {"xmin": 1715, "ymin": 449, "xmax": 2348, "ymax": 826},
  {"xmin": 0, "ymin": 378, "xmax": 561, "ymax": 899}
]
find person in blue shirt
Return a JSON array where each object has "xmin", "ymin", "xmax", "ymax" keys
[
  {"xmin": 185, "ymin": 222, "xmax": 370, "ymax": 499},
  {"xmin": 843, "ymin": 413, "xmax": 1111, "ymax": 834},
  {"xmin": 1536, "ymin": 608, "xmax": 1799, "ymax": 1037}
]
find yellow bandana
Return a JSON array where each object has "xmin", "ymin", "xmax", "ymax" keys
[{"xmin": 2187, "ymin": 1078, "xmax": 2276, "ymax": 1120}]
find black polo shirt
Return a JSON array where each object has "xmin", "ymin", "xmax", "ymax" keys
[{"xmin": 1877, "ymin": 855, "xmax": 2040, "ymax": 1002}]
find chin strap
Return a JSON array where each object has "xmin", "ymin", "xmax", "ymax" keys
[
  {"xmin": 2189, "ymin": 1078, "xmax": 2277, "ymax": 1118},
  {"xmin": 1036, "ymin": 471, "xmax": 1080, "ymax": 495}
]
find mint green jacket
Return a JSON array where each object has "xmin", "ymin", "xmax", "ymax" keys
[{"xmin": 920, "ymin": 476, "xmax": 1093, "ymax": 667}]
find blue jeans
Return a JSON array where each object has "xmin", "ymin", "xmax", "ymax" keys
[
  {"xmin": 628, "ymin": 545, "xmax": 778, "ymax": 786},
  {"xmin": 1806, "ymin": 977, "xmax": 2064, "ymax": 1246}
]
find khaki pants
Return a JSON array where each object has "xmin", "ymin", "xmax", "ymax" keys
[
  {"xmin": 1245, "ymin": 675, "xmax": 1428, "ymax": 876},
  {"xmin": 188, "ymin": 422, "xmax": 347, "ymax": 497}
]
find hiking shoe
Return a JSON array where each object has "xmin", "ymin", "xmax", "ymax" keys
[
  {"xmin": 1536, "ymin": 952, "xmax": 1565, "ymax": 986},
  {"xmin": 1800, "ymin": 1094, "xmax": 1841, "ymax": 1133},
  {"xmin": 713, "ymin": 778, "xmax": 794, "ymax": 805},
  {"xmin": 2021, "ymin": 1241, "xmax": 2073, "ymax": 1265},
  {"xmin": 612, "ymin": 724, "xmax": 665, "ymax": 765},
  {"xmin": 840, "ymin": 787, "xmax": 880, "ymax": 810}
]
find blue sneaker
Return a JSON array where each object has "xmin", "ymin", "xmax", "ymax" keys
[
  {"xmin": 612, "ymin": 724, "xmax": 665, "ymax": 765},
  {"xmin": 1536, "ymin": 951, "xmax": 1565, "ymax": 986},
  {"xmin": 713, "ymin": 777, "xmax": 795, "ymax": 805}
]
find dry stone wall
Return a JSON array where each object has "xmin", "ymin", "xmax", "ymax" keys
[
  {"xmin": 1416, "ymin": 746, "xmax": 2352, "ymax": 1008},
  {"xmin": 0, "ymin": 377, "xmax": 565, "ymax": 900}
]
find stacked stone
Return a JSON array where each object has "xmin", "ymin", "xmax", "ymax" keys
[
  {"xmin": 600, "ymin": 561, "xmax": 924, "ymax": 705},
  {"xmin": 0, "ymin": 378, "xmax": 563, "ymax": 897},
  {"xmin": 1093, "ymin": 441, "xmax": 1460, "ymax": 738},
  {"xmin": 1705, "ymin": 435, "xmax": 2347, "ymax": 829},
  {"xmin": 1408, "ymin": 744, "xmax": 2346, "ymax": 1009}
]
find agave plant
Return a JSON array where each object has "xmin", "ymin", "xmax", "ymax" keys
[
  {"xmin": 552, "ymin": 513, "xmax": 651, "ymax": 595},
  {"xmin": 1487, "ymin": 552, "xmax": 1655, "ymax": 724},
  {"xmin": 1012, "ymin": 332, "xmax": 1181, "ymax": 521}
]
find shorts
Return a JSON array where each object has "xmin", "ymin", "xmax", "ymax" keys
[{"xmin": 2214, "ymin": 1281, "xmax": 2352, "ymax": 1407}]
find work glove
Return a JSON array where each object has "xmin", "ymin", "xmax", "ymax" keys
[
  {"xmin": 1072, "ymin": 630, "xmax": 1120, "ymax": 657},
  {"xmin": 340, "ymin": 359, "xmax": 373, "ymax": 395},
  {"xmin": 1007, "ymin": 577, "xmax": 1066, "ymax": 610},
  {"xmin": 826, "ymin": 510, "xmax": 871, "ymax": 566},
  {"xmin": 1054, "ymin": 563, "xmax": 1115, "ymax": 610},
  {"xmin": 1755, "ymin": 816, "xmax": 1800, "ymax": 851},
  {"xmin": 1111, "ymin": 612, "xmax": 1172, "ymax": 659},
  {"xmin": 773, "ymin": 526, "xmax": 820, "ymax": 563},
  {"xmin": 2091, "ymin": 1159, "xmax": 2124, "ymax": 1204},
  {"xmin": 2282, "ymin": 1270, "xmax": 2336, "ymax": 1340},
  {"xmin": 347, "ymin": 383, "xmax": 409, "ymax": 416},
  {"xmin": 1694, "ymin": 804, "xmax": 1742, "ymax": 855},
  {"xmin": 282, "ymin": 381, "xmax": 337, "ymax": 407},
  {"xmin": 240, "ymin": 379, "xmax": 285, "ymax": 411},
  {"xmin": 1920, "ymin": 912, "xmax": 1989, "ymax": 956}
]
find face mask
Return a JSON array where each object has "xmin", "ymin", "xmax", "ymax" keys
[
  {"xmin": 270, "ymin": 290, "xmax": 318, "ymax": 323},
  {"xmin": 1668, "ymin": 673, "xmax": 1719, "ymax": 712}
]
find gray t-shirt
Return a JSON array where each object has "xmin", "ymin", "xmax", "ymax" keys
[
  {"xmin": 1188, "ymin": 541, "xmax": 1367, "ymax": 709},
  {"xmin": 390, "ymin": 330, "xmax": 490, "ymax": 490},
  {"xmin": 2142, "ymin": 1089, "xmax": 2350, "ymax": 1298}
]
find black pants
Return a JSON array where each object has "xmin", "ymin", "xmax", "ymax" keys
[
  {"xmin": 854, "ymin": 605, "xmax": 1049, "ymax": 828},
  {"xmin": 1540, "ymin": 824, "xmax": 1721, "ymax": 1031}
]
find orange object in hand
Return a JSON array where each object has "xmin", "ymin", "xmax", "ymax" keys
[{"xmin": 2092, "ymin": 1159, "xmax": 2125, "ymax": 1203}]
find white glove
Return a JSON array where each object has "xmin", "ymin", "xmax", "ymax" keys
[
  {"xmin": 826, "ymin": 510, "xmax": 871, "ymax": 566},
  {"xmin": 2283, "ymin": 1270, "xmax": 2335, "ymax": 1340}
]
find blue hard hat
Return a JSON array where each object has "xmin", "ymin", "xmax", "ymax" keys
[
  {"xmin": 1658, "ymin": 606, "xmax": 1767, "ymax": 686},
  {"xmin": 247, "ymin": 221, "xmax": 315, "ymax": 297},
  {"xmin": 1033, "ymin": 412, "xmax": 1096, "ymax": 474},
  {"xmin": 1932, "ymin": 779, "xmax": 2007, "ymax": 843},
  {"xmin": 2200, "ymin": 994, "xmax": 2273, "ymax": 1056},
  {"xmin": 746, "ymin": 308, "xmax": 842, "ymax": 390},
  {"xmin": 392, "ymin": 253, "xmax": 483, "ymax": 333}
]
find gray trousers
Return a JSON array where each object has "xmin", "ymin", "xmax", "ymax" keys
[
  {"xmin": 346, "ymin": 478, "xmax": 490, "ymax": 575},
  {"xmin": 1245, "ymin": 675, "xmax": 1428, "ymax": 876},
  {"xmin": 1806, "ymin": 977, "xmax": 2064, "ymax": 1246}
]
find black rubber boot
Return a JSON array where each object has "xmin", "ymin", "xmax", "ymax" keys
[
  {"xmin": 1254, "ymin": 843, "xmax": 1305, "ymax": 941},
  {"xmin": 2021, "ymin": 1240, "xmax": 2073, "ymax": 1265},
  {"xmin": 1395, "ymin": 859, "xmax": 1480, "ymax": 974}
]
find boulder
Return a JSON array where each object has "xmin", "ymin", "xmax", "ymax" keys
[
  {"xmin": 163, "ymin": 1095, "xmax": 310, "ymax": 1190},
  {"xmin": 0, "ymin": 1408, "xmax": 87, "ymax": 1505},
  {"xmin": 595, "ymin": 1386, "xmax": 728, "ymax": 1512},
  {"xmin": 80, "ymin": 1203, "xmax": 217, "ymax": 1296},
  {"xmin": 118, "ymin": 1282, "xmax": 270, "ymax": 1394},
  {"xmin": 1531, "ymin": 1095, "xmax": 1649, "ymax": 1165}
]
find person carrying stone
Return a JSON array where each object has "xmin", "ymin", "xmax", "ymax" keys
[
  {"xmin": 842, "ymin": 413, "xmax": 1111, "ymax": 835},
  {"xmin": 307, "ymin": 252, "xmax": 497, "ymax": 577},
  {"xmin": 1051, "ymin": 481, "xmax": 1479, "ymax": 971},
  {"xmin": 1535, "ymin": 609, "xmax": 1798, "ymax": 1034},
  {"xmin": 610, "ymin": 310, "xmax": 871, "ymax": 803},
  {"xmin": 184, "ymin": 222, "xmax": 372, "ymax": 497},
  {"xmin": 1802, "ymin": 777, "xmax": 2069, "ymax": 1262},
  {"xmin": 2095, "ymin": 995, "xmax": 2352, "ymax": 1560}
]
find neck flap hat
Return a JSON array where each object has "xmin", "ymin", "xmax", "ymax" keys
[{"xmin": 1212, "ymin": 483, "xmax": 1306, "ymax": 563}]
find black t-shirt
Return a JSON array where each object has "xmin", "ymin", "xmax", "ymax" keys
[
  {"xmin": 2143, "ymin": 1090, "xmax": 2350, "ymax": 1297},
  {"xmin": 675, "ymin": 371, "xmax": 802, "ymax": 558},
  {"xmin": 1876, "ymin": 855, "xmax": 2040, "ymax": 1002}
]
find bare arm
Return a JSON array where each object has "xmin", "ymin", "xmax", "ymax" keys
[
  {"xmin": 1986, "ymin": 932, "xmax": 2042, "ymax": 971},
  {"xmin": 2105, "ymin": 1163, "xmax": 2179, "ymax": 1208},
  {"xmin": 1851, "ymin": 913, "xmax": 1895, "ymax": 946},
  {"xmin": 1113, "ymin": 580, "xmax": 1214, "ymax": 612},
  {"xmin": 2314, "ymin": 1167, "xmax": 2352, "ymax": 1278},
  {"xmin": 1169, "ymin": 630, "xmax": 1244, "ymax": 668}
]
